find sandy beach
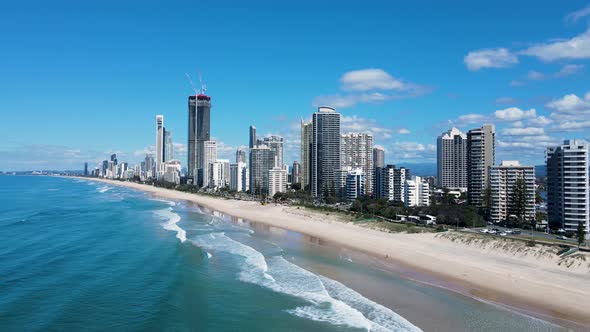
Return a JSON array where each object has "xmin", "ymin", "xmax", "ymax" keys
[{"xmin": 86, "ymin": 178, "xmax": 590, "ymax": 328}]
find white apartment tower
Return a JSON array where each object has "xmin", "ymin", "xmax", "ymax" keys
[
  {"xmin": 202, "ymin": 141, "xmax": 217, "ymax": 188},
  {"xmin": 488, "ymin": 161, "xmax": 536, "ymax": 224},
  {"xmin": 263, "ymin": 135, "xmax": 284, "ymax": 168},
  {"xmin": 345, "ymin": 168, "xmax": 365, "ymax": 201},
  {"xmin": 341, "ymin": 133, "xmax": 374, "ymax": 196},
  {"xmin": 312, "ymin": 107, "xmax": 341, "ymax": 198},
  {"xmin": 405, "ymin": 176, "xmax": 430, "ymax": 207},
  {"xmin": 437, "ymin": 127, "xmax": 467, "ymax": 191},
  {"xmin": 156, "ymin": 115, "xmax": 164, "ymax": 165},
  {"xmin": 467, "ymin": 124, "xmax": 495, "ymax": 206},
  {"xmin": 547, "ymin": 140, "xmax": 590, "ymax": 236},
  {"xmin": 269, "ymin": 167, "xmax": 288, "ymax": 197},
  {"xmin": 230, "ymin": 162, "xmax": 249, "ymax": 192}
]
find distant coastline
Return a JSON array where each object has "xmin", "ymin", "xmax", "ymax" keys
[{"xmin": 74, "ymin": 176, "xmax": 590, "ymax": 329}]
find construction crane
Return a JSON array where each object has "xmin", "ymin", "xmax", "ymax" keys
[
  {"xmin": 185, "ymin": 73, "xmax": 198, "ymax": 95},
  {"xmin": 198, "ymin": 70, "xmax": 206, "ymax": 95}
]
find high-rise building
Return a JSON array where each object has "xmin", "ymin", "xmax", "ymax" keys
[
  {"xmin": 84, "ymin": 162, "xmax": 88, "ymax": 176},
  {"xmin": 311, "ymin": 106, "xmax": 341, "ymax": 198},
  {"xmin": 292, "ymin": 161, "xmax": 301, "ymax": 185},
  {"xmin": 110, "ymin": 154, "xmax": 118, "ymax": 165},
  {"xmin": 144, "ymin": 154, "xmax": 154, "ymax": 179},
  {"xmin": 345, "ymin": 168, "xmax": 365, "ymax": 201},
  {"xmin": 156, "ymin": 115, "xmax": 164, "ymax": 165},
  {"xmin": 263, "ymin": 135, "xmax": 284, "ymax": 168},
  {"xmin": 547, "ymin": 140, "xmax": 589, "ymax": 235},
  {"xmin": 437, "ymin": 127, "xmax": 467, "ymax": 191},
  {"xmin": 373, "ymin": 147, "xmax": 385, "ymax": 169},
  {"xmin": 249, "ymin": 145, "xmax": 275, "ymax": 196},
  {"xmin": 374, "ymin": 165, "xmax": 399, "ymax": 201},
  {"xmin": 341, "ymin": 133, "xmax": 373, "ymax": 195},
  {"xmin": 301, "ymin": 120, "xmax": 313, "ymax": 191},
  {"xmin": 488, "ymin": 161, "xmax": 535, "ymax": 224},
  {"xmin": 269, "ymin": 167, "xmax": 288, "ymax": 197},
  {"xmin": 230, "ymin": 162, "xmax": 249, "ymax": 192},
  {"xmin": 164, "ymin": 129, "xmax": 173, "ymax": 162},
  {"xmin": 187, "ymin": 94, "xmax": 211, "ymax": 185},
  {"xmin": 236, "ymin": 148, "xmax": 246, "ymax": 164},
  {"xmin": 202, "ymin": 141, "xmax": 217, "ymax": 188},
  {"xmin": 405, "ymin": 176, "xmax": 430, "ymax": 207},
  {"xmin": 467, "ymin": 124, "xmax": 495, "ymax": 206},
  {"xmin": 249, "ymin": 126, "xmax": 257, "ymax": 149}
]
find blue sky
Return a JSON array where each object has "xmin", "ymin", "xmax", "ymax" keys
[{"xmin": 1, "ymin": 0, "xmax": 590, "ymax": 171}]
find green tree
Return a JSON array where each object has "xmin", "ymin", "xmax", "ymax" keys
[
  {"xmin": 577, "ymin": 221, "xmax": 587, "ymax": 248},
  {"xmin": 511, "ymin": 177, "xmax": 532, "ymax": 239}
]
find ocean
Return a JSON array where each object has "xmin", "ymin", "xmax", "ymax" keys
[{"xmin": 0, "ymin": 176, "xmax": 570, "ymax": 331}]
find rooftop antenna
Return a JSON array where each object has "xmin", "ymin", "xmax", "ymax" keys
[
  {"xmin": 185, "ymin": 73, "xmax": 198, "ymax": 96},
  {"xmin": 198, "ymin": 70, "xmax": 206, "ymax": 95}
]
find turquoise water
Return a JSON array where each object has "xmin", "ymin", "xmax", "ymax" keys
[{"xmin": 0, "ymin": 176, "xmax": 571, "ymax": 331}]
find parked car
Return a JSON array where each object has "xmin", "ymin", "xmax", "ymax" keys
[
  {"xmin": 479, "ymin": 229, "xmax": 489, "ymax": 233},
  {"xmin": 556, "ymin": 236, "xmax": 568, "ymax": 240},
  {"xmin": 512, "ymin": 230, "xmax": 521, "ymax": 235},
  {"xmin": 500, "ymin": 232, "xmax": 507, "ymax": 236}
]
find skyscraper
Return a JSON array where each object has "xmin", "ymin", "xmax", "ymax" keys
[
  {"xmin": 249, "ymin": 145, "xmax": 275, "ymax": 196},
  {"xmin": 437, "ymin": 127, "xmax": 467, "ymax": 191},
  {"xmin": 202, "ymin": 140, "xmax": 217, "ymax": 188},
  {"xmin": 300, "ymin": 120, "xmax": 313, "ymax": 191},
  {"xmin": 84, "ymin": 162, "xmax": 88, "ymax": 176},
  {"xmin": 187, "ymin": 93, "xmax": 211, "ymax": 185},
  {"xmin": 341, "ymin": 133, "xmax": 373, "ymax": 195},
  {"xmin": 311, "ymin": 106, "xmax": 341, "ymax": 198},
  {"xmin": 292, "ymin": 161, "xmax": 301, "ymax": 185},
  {"xmin": 263, "ymin": 135, "xmax": 284, "ymax": 168},
  {"xmin": 249, "ymin": 125, "xmax": 257, "ymax": 149},
  {"xmin": 489, "ymin": 161, "xmax": 535, "ymax": 224},
  {"xmin": 467, "ymin": 124, "xmax": 495, "ymax": 206},
  {"xmin": 110, "ymin": 154, "xmax": 118, "ymax": 165},
  {"xmin": 236, "ymin": 148, "xmax": 246, "ymax": 163},
  {"xmin": 156, "ymin": 115, "xmax": 164, "ymax": 165},
  {"xmin": 164, "ymin": 129, "xmax": 173, "ymax": 162},
  {"xmin": 547, "ymin": 140, "xmax": 589, "ymax": 235},
  {"xmin": 373, "ymin": 147, "xmax": 385, "ymax": 169}
]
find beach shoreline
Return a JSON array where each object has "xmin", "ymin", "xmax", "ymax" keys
[{"xmin": 78, "ymin": 177, "xmax": 590, "ymax": 329}]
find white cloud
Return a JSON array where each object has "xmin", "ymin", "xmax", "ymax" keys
[
  {"xmin": 552, "ymin": 120, "xmax": 590, "ymax": 131},
  {"xmin": 545, "ymin": 92, "xmax": 590, "ymax": 113},
  {"xmin": 494, "ymin": 107, "xmax": 536, "ymax": 121},
  {"xmin": 566, "ymin": 4, "xmax": 590, "ymax": 23},
  {"xmin": 341, "ymin": 115, "xmax": 393, "ymax": 139},
  {"xmin": 340, "ymin": 69, "xmax": 405, "ymax": 91},
  {"xmin": 521, "ymin": 28, "xmax": 590, "ymax": 62},
  {"xmin": 463, "ymin": 48, "xmax": 518, "ymax": 71},
  {"xmin": 452, "ymin": 113, "xmax": 489, "ymax": 126},
  {"xmin": 555, "ymin": 64, "xmax": 584, "ymax": 77},
  {"xmin": 502, "ymin": 127, "xmax": 545, "ymax": 136},
  {"xmin": 527, "ymin": 70, "xmax": 545, "ymax": 80},
  {"xmin": 397, "ymin": 128, "xmax": 411, "ymax": 134},
  {"xmin": 528, "ymin": 116, "xmax": 553, "ymax": 126},
  {"xmin": 313, "ymin": 69, "xmax": 430, "ymax": 108}
]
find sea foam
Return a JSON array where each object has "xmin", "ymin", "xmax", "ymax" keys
[
  {"xmin": 190, "ymin": 233, "xmax": 421, "ymax": 331},
  {"xmin": 154, "ymin": 208, "xmax": 186, "ymax": 243}
]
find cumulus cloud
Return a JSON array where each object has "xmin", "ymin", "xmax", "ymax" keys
[
  {"xmin": 494, "ymin": 107, "xmax": 536, "ymax": 121},
  {"xmin": 502, "ymin": 127, "xmax": 545, "ymax": 136},
  {"xmin": 397, "ymin": 128, "xmax": 411, "ymax": 134},
  {"xmin": 340, "ymin": 69, "xmax": 405, "ymax": 91},
  {"xmin": 528, "ymin": 116, "xmax": 553, "ymax": 126},
  {"xmin": 545, "ymin": 92, "xmax": 590, "ymax": 113},
  {"xmin": 341, "ymin": 115, "xmax": 393, "ymax": 139},
  {"xmin": 451, "ymin": 113, "xmax": 490, "ymax": 126},
  {"xmin": 521, "ymin": 28, "xmax": 590, "ymax": 62},
  {"xmin": 527, "ymin": 70, "xmax": 545, "ymax": 81},
  {"xmin": 312, "ymin": 68, "xmax": 430, "ymax": 108},
  {"xmin": 463, "ymin": 48, "xmax": 518, "ymax": 71}
]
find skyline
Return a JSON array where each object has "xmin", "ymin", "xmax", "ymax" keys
[{"xmin": 2, "ymin": 1, "xmax": 590, "ymax": 171}]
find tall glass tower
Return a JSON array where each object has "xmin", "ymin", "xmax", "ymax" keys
[{"xmin": 188, "ymin": 94, "xmax": 211, "ymax": 185}]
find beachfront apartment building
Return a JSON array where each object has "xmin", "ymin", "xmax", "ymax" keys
[
  {"xmin": 437, "ymin": 127, "xmax": 467, "ymax": 191},
  {"xmin": 341, "ymin": 133, "xmax": 374, "ymax": 196},
  {"xmin": 201, "ymin": 141, "xmax": 217, "ymax": 189},
  {"xmin": 373, "ymin": 146, "xmax": 385, "ymax": 169},
  {"xmin": 404, "ymin": 176, "xmax": 430, "ymax": 207},
  {"xmin": 488, "ymin": 161, "xmax": 535, "ymax": 224},
  {"xmin": 546, "ymin": 140, "xmax": 590, "ymax": 236},
  {"xmin": 345, "ymin": 168, "xmax": 365, "ymax": 201},
  {"xmin": 263, "ymin": 135, "xmax": 284, "ymax": 168},
  {"xmin": 374, "ymin": 165, "xmax": 409, "ymax": 203},
  {"xmin": 467, "ymin": 124, "xmax": 495, "ymax": 207},
  {"xmin": 249, "ymin": 144, "xmax": 276, "ymax": 196},
  {"xmin": 156, "ymin": 115, "xmax": 164, "ymax": 166},
  {"xmin": 187, "ymin": 93, "xmax": 211, "ymax": 186},
  {"xmin": 230, "ymin": 162, "xmax": 249, "ymax": 192},
  {"xmin": 300, "ymin": 120, "xmax": 313, "ymax": 191},
  {"xmin": 311, "ymin": 107, "xmax": 341, "ymax": 198},
  {"xmin": 236, "ymin": 149, "xmax": 246, "ymax": 164},
  {"xmin": 269, "ymin": 167, "xmax": 288, "ymax": 197}
]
